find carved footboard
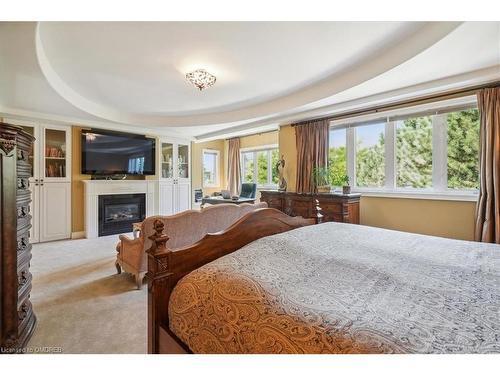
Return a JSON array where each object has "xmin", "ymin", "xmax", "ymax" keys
[{"xmin": 146, "ymin": 207, "xmax": 321, "ymax": 354}]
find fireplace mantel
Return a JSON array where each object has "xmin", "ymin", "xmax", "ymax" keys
[{"xmin": 83, "ymin": 180, "xmax": 158, "ymax": 238}]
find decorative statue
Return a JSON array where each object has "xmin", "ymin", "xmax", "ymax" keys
[{"xmin": 275, "ymin": 154, "xmax": 287, "ymax": 192}]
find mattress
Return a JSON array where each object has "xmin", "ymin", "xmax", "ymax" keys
[{"xmin": 168, "ymin": 222, "xmax": 500, "ymax": 353}]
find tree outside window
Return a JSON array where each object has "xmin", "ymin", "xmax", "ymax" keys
[
  {"xmin": 327, "ymin": 104, "xmax": 480, "ymax": 194},
  {"xmin": 447, "ymin": 109, "xmax": 480, "ymax": 190},
  {"xmin": 257, "ymin": 151, "xmax": 268, "ymax": 185},
  {"xmin": 356, "ymin": 123, "xmax": 385, "ymax": 188},
  {"xmin": 328, "ymin": 128, "xmax": 347, "ymax": 186},
  {"xmin": 396, "ymin": 116, "xmax": 433, "ymax": 189},
  {"xmin": 242, "ymin": 152, "xmax": 254, "ymax": 183}
]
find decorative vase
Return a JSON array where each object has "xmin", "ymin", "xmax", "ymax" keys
[{"xmin": 342, "ymin": 185, "xmax": 351, "ymax": 195}]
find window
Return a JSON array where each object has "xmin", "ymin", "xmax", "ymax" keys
[
  {"xmin": 242, "ymin": 152, "xmax": 255, "ymax": 183},
  {"xmin": 202, "ymin": 149, "xmax": 220, "ymax": 187},
  {"xmin": 396, "ymin": 116, "xmax": 433, "ymax": 188},
  {"xmin": 328, "ymin": 99, "xmax": 480, "ymax": 199},
  {"xmin": 328, "ymin": 127, "xmax": 347, "ymax": 186},
  {"xmin": 446, "ymin": 109, "xmax": 480, "ymax": 190},
  {"xmin": 240, "ymin": 146, "xmax": 279, "ymax": 187},
  {"xmin": 356, "ymin": 123, "xmax": 385, "ymax": 188},
  {"xmin": 256, "ymin": 150, "xmax": 268, "ymax": 185}
]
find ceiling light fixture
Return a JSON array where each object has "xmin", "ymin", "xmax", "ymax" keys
[{"xmin": 185, "ymin": 69, "xmax": 216, "ymax": 91}]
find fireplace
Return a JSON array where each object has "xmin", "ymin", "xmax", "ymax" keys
[{"xmin": 98, "ymin": 193, "xmax": 146, "ymax": 236}]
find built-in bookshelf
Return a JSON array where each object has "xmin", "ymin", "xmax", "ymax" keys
[
  {"xmin": 45, "ymin": 129, "xmax": 67, "ymax": 178},
  {"xmin": 6, "ymin": 121, "xmax": 72, "ymax": 244}
]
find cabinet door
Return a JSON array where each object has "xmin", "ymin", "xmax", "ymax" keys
[
  {"xmin": 176, "ymin": 181, "xmax": 191, "ymax": 213},
  {"xmin": 40, "ymin": 182, "xmax": 71, "ymax": 242},
  {"xmin": 176, "ymin": 143, "xmax": 190, "ymax": 183},
  {"xmin": 160, "ymin": 141, "xmax": 174, "ymax": 181},
  {"xmin": 42, "ymin": 124, "xmax": 71, "ymax": 183},
  {"xmin": 159, "ymin": 182, "xmax": 175, "ymax": 216}
]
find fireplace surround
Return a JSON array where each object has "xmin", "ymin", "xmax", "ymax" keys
[
  {"xmin": 83, "ymin": 180, "xmax": 157, "ymax": 239},
  {"xmin": 98, "ymin": 194, "xmax": 146, "ymax": 236}
]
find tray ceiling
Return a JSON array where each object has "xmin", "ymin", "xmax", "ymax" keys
[{"xmin": 1, "ymin": 21, "xmax": 499, "ymax": 138}]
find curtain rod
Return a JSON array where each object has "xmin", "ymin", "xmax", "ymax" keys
[
  {"xmin": 292, "ymin": 80, "xmax": 500, "ymax": 127},
  {"xmin": 225, "ymin": 128, "xmax": 278, "ymax": 141}
]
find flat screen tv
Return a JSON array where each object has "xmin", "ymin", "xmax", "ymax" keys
[{"xmin": 81, "ymin": 129, "xmax": 156, "ymax": 175}]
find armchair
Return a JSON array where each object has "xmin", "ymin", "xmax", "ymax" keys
[
  {"xmin": 115, "ymin": 202, "xmax": 268, "ymax": 289},
  {"xmin": 240, "ymin": 183, "xmax": 257, "ymax": 199}
]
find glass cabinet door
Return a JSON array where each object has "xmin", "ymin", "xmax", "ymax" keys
[
  {"xmin": 161, "ymin": 142, "xmax": 174, "ymax": 179},
  {"xmin": 43, "ymin": 126, "xmax": 70, "ymax": 181},
  {"xmin": 177, "ymin": 144, "xmax": 189, "ymax": 179}
]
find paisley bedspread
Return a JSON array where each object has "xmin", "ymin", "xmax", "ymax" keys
[{"xmin": 168, "ymin": 222, "xmax": 500, "ymax": 354}]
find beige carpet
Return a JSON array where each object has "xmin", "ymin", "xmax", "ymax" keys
[{"xmin": 26, "ymin": 234, "xmax": 147, "ymax": 354}]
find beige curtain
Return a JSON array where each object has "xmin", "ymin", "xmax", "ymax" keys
[
  {"xmin": 475, "ymin": 87, "xmax": 500, "ymax": 243},
  {"xmin": 227, "ymin": 137, "xmax": 241, "ymax": 196},
  {"xmin": 295, "ymin": 119, "xmax": 329, "ymax": 193}
]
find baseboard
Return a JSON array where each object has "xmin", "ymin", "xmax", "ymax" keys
[{"xmin": 71, "ymin": 231, "xmax": 86, "ymax": 239}]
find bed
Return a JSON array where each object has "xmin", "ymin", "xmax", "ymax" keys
[{"xmin": 146, "ymin": 208, "xmax": 500, "ymax": 354}]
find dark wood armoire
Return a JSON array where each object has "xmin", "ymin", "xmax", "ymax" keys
[{"xmin": 0, "ymin": 123, "xmax": 36, "ymax": 352}]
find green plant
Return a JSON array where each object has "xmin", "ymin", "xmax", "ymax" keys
[
  {"xmin": 329, "ymin": 167, "xmax": 349, "ymax": 187},
  {"xmin": 342, "ymin": 174, "xmax": 350, "ymax": 186},
  {"xmin": 312, "ymin": 166, "xmax": 330, "ymax": 187}
]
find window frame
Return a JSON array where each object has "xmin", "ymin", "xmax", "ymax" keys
[
  {"xmin": 329, "ymin": 97, "xmax": 480, "ymax": 201},
  {"xmin": 202, "ymin": 148, "xmax": 220, "ymax": 188},
  {"xmin": 240, "ymin": 144, "xmax": 279, "ymax": 189}
]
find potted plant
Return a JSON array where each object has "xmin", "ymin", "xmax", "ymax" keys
[
  {"xmin": 312, "ymin": 166, "xmax": 331, "ymax": 193},
  {"xmin": 342, "ymin": 174, "xmax": 351, "ymax": 195}
]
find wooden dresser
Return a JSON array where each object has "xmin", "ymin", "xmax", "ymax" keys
[
  {"xmin": 1, "ymin": 123, "xmax": 36, "ymax": 352},
  {"xmin": 260, "ymin": 190, "xmax": 360, "ymax": 224}
]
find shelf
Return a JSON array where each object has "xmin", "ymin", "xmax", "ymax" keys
[{"xmin": 46, "ymin": 157, "xmax": 66, "ymax": 160}]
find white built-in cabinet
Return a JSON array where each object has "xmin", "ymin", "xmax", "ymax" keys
[
  {"xmin": 6, "ymin": 118, "xmax": 191, "ymax": 241},
  {"xmin": 158, "ymin": 139, "xmax": 191, "ymax": 215},
  {"xmin": 9, "ymin": 120, "xmax": 72, "ymax": 243}
]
